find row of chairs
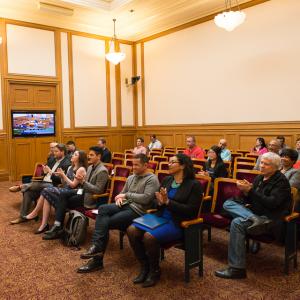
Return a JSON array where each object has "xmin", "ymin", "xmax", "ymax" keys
[{"xmin": 80, "ymin": 169, "xmax": 298, "ymax": 282}]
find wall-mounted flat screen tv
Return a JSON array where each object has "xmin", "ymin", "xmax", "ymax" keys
[{"xmin": 11, "ymin": 111, "xmax": 56, "ymax": 138}]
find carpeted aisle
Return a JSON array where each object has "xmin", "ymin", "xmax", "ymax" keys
[{"xmin": 1, "ymin": 181, "xmax": 300, "ymax": 299}]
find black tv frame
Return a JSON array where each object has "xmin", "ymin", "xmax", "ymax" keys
[{"xmin": 11, "ymin": 110, "xmax": 56, "ymax": 138}]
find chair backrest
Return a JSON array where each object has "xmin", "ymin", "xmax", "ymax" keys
[
  {"xmin": 125, "ymin": 153, "xmax": 134, "ymax": 160},
  {"xmin": 195, "ymin": 174, "xmax": 211, "ymax": 197},
  {"xmin": 153, "ymin": 156, "xmax": 168, "ymax": 163},
  {"xmin": 212, "ymin": 178, "xmax": 243, "ymax": 213},
  {"xmin": 151, "ymin": 148, "xmax": 163, "ymax": 153},
  {"xmin": 164, "ymin": 146, "xmax": 175, "ymax": 151},
  {"xmin": 193, "ymin": 165, "xmax": 203, "ymax": 174},
  {"xmin": 233, "ymin": 169, "xmax": 261, "ymax": 183},
  {"xmin": 103, "ymin": 163, "xmax": 114, "ymax": 176},
  {"xmin": 112, "ymin": 152, "xmax": 125, "ymax": 159},
  {"xmin": 34, "ymin": 163, "xmax": 44, "ymax": 177},
  {"xmin": 114, "ymin": 165, "xmax": 131, "ymax": 178},
  {"xmin": 163, "ymin": 152, "xmax": 175, "ymax": 159},
  {"xmin": 124, "ymin": 149, "xmax": 133, "ymax": 154},
  {"xmin": 223, "ymin": 160, "xmax": 232, "ymax": 175},
  {"xmin": 235, "ymin": 157, "xmax": 256, "ymax": 164},
  {"xmin": 245, "ymin": 153, "xmax": 259, "ymax": 160},
  {"xmin": 148, "ymin": 160, "xmax": 158, "ymax": 172},
  {"xmin": 233, "ymin": 162, "xmax": 255, "ymax": 176},
  {"xmin": 125, "ymin": 159, "xmax": 134, "ymax": 167},
  {"xmin": 290, "ymin": 187, "xmax": 299, "ymax": 213},
  {"xmin": 236, "ymin": 150, "xmax": 250, "ymax": 157},
  {"xmin": 112, "ymin": 157, "xmax": 124, "ymax": 166},
  {"xmin": 176, "ymin": 147, "xmax": 185, "ymax": 153},
  {"xmin": 231, "ymin": 152, "xmax": 243, "ymax": 162},
  {"xmin": 155, "ymin": 170, "xmax": 170, "ymax": 184},
  {"xmin": 192, "ymin": 158, "xmax": 207, "ymax": 168},
  {"xmin": 108, "ymin": 177, "xmax": 127, "ymax": 203},
  {"xmin": 159, "ymin": 161, "xmax": 169, "ymax": 170}
]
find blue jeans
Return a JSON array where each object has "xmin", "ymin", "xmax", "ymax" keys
[{"xmin": 223, "ymin": 198, "xmax": 255, "ymax": 269}]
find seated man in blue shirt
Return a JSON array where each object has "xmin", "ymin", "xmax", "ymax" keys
[{"xmin": 218, "ymin": 138, "xmax": 231, "ymax": 161}]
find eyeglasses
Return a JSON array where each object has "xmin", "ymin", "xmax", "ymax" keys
[{"xmin": 169, "ymin": 160, "xmax": 179, "ymax": 165}]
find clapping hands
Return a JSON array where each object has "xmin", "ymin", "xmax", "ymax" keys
[{"xmin": 155, "ymin": 187, "xmax": 169, "ymax": 206}]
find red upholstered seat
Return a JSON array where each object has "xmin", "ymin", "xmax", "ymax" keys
[
  {"xmin": 201, "ymin": 213, "xmax": 231, "ymax": 228},
  {"xmin": 114, "ymin": 165, "xmax": 131, "ymax": 178},
  {"xmin": 234, "ymin": 169, "xmax": 261, "ymax": 183}
]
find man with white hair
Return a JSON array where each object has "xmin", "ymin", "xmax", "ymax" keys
[
  {"xmin": 218, "ymin": 138, "xmax": 231, "ymax": 161},
  {"xmin": 215, "ymin": 152, "xmax": 292, "ymax": 279}
]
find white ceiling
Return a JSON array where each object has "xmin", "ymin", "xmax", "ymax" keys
[{"xmin": 0, "ymin": 0, "xmax": 257, "ymax": 41}]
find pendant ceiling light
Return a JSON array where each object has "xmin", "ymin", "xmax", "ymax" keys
[
  {"xmin": 105, "ymin": 18, "xmax": 126, "ymax": 65},
  {"xmin": 214, "ymin": 0, "xmax": 246, "ymax": 32}
]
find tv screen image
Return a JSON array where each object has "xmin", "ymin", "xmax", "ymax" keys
[{"xmin": 12, "ymin": 111, "xmax": 55, "ymax": 137}]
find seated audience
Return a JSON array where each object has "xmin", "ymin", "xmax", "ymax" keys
[
  {"xmin": 199, "ymin": 145, "xmax": 228, "ymax": 195},
  {"xmin": 127, "ymin": 154, "xmax": 203, "ymax": 287},
  {"xmin": 46, "ymin": 141, "xmax": 58, "ymax": 166},
  {"xmin": 250, "ymin": 137, "xmax": 268, "ymax": 155},
  {"xmin": 277, "ymin": 135, "xmax": 289, "ymax": 155},
  {"xmin": 66, "ymin": 140, "xmax": 77, "ymax": 159},
  {"xmin": 280, "ymin": 148, "xmax": 300, "ymax": 193},
  {"xmin": 132, "ymin": 137, "xmax": 147, "ymax": 155},
  {"xmin": 97, "ymin": 138, "xmax": 112, "ymax": 163},
  {"xmin": 10, "ymin": 144, "xmax": 71, "ymax": 224},
  {"xmin": 215, "ymin": 152, "xmax": 291, "ymax": 279},
  {"xmin": 183, "ymin": 136, "xmax": 205, "ymax": 159},
  {"xmin": 43, "ymin": 146, "xmax": 109, "ymax": 240},
  {"xmin": 24, "ymin": 150, "xmax": 88, "ymax": 234},
  {"xmin": 253, "ymin": 139, "xmax": 280, "ymax": 170},
  {"xmin": 148, "ymin": 134, "xmax": 162, "ymax": 151},
  {"xmin": 295, "ymin": 138, "xmax": 300, "ymax": 161},
  {"xmin": 218, "ymin": 138, "xmax": 231, "ymax": 161},
  {"xmin": 76, "ymin": 154, "xmax": 160, "ymax": 274}
]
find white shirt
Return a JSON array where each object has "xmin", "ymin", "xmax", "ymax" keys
[
  {"xmin": 43, "ymin": 158, "xmax": 63, "ymax": 183},
  {"xmin": 148, "ymin": 140, "xmax": 162, "ymax": 150}
]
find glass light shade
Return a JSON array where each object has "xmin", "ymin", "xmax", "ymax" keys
[
  {"xmin": 105, "ymin": 51, "xmax": 126, "ymax": 65},
  {"xmin": 214, "ymin": 10, "xmax": 246, "ymax": 31}
]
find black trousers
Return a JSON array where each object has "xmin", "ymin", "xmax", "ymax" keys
[
  {"xmin": 55, "ymin": 189, "xmax": 83, "ymax": 223},
  {"xmin": 91, "ymin": 203, "xmax": 139, "ymax": 252}
]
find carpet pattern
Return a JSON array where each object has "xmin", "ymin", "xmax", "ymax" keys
[{"xmin": 1, "ymin": 181, "xmax": 300, "ymax": 299}]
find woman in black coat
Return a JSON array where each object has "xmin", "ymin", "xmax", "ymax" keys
[
  {"xmin": 127, "ymin": 154, "xmax": 203, "ymax": 288},
  {"xmin": 199, "ymin": 145, "xmax": 228, "ymax": 195}
]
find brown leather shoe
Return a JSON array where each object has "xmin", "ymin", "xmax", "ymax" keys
[
  {"xmin": 10, "ymin": 217, "xmax": 27, "ymax": 225},
  {"xmin": 9, "ymin": 185, "xmax": 21, "ymax": 192}
]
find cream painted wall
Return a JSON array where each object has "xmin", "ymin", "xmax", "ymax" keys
[
  {"xmin": 136, "ymin": 43, "xmax": 143, "ymax": 127},
  {"xmin": 61, "ymin": 32, "xmax": 71, "ymax": 128},
  {"xmin": 120, "ymin": 44, "xmax": 134, "ymax": 126},
  {"xmin": 144, "ymin": 0, "xmax": 300, "ymax": 125},
  {"xmin": 6, "ymin": 24, "xmax": 56, "ymax": 76},
  {"xmin": 72, "ymin": 35, "xmax": 107, "ymax": 127}
]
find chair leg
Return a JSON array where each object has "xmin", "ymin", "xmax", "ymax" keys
[
  {"xmin": 207, "ymin": 226, "xmax": 211, "ymax": 242},
  {"xmin": 119, "ymin": 231, "xmax": 125, "ymax": 250},
  {"xmin": 284, "ymin": 221, "xmax": 298, "ymax": 275},
  {"xmin": 160, "ymin": 248, "xmax": 165, "ymax": 261}
]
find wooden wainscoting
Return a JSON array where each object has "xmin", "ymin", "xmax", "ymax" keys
[
  {"xmin": 136, "ymin": 121, "xmax": 300, "ymax": 150},
  {"xmin": 0, "ymin": 133, "xmax": 9, "ymax": 181}
]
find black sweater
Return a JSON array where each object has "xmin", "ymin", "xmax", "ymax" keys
[{"xmin": 157, "ymin": 176, "xmax": 203, "ymax": 224}]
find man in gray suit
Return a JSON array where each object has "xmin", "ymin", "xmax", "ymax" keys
[{"xmin": 43, "ymin": 146, "xmax": 109, "ymax": 240}]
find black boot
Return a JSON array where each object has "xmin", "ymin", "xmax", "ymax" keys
[
  {"xmin": 142, "ymin": 268, "xmax": 161, "ymax": 288},
  {"xmin": 247, "ymin": 216, "xmax": 272, "ymax": 235},
  {"xmin": 133, "ymin": 261, "xmax": 150, "ymax": 284}
]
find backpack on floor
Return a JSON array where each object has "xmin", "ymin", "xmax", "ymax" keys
[{"xmin": 62, "ymin": 210, "xmax": 89, "ymax": 248}]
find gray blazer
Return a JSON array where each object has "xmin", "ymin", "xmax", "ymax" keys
[{"xmin": 83, "ymin": 162, "xmax": 109, "ymax": 208}]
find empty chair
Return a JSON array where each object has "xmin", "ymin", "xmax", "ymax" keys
[
  {"xmin": 147, "ymin": 160, "xmax": 158, "ymax": 172},
  {"xmin": 233, "ymin": 169, "xmax": 261, "ymax": 183},
  {"xmin": 176, "ymin": 147, "xmax": 185, "ymax": 154},
  {"xmin": 163, "ymin": 152, "xmax": 175, "ymax": 159},
  {"xmin": 103, "ymin": 163, "xmax": 114, "ymax": 176},
  {"xmin": 245, "ymin": 153, "xmax": 260, "ymax": 161},
  {"xmin": 192, "ymin": 158, "xmax": 207, "ymax": 169},
  {"xmin": 235, "ymin": 156, "xmax": 256, "ymax": 164},
  {"xmin": 153, "ymin": 155, "xmax": 168, "ymax": 164},
  {"xmin": 159, "ymin": 161, "xmax": 169, "ymax": 170},
  {"xmin": 124, "ymin": 149, "xmax": 133, "ymax": 154},
  {"xmin": 236, "ymin": 150, "xmax": 250, "ymax": 157},
  {"xmin": 112, "ymin": 157, "xmax": 124, "ymax": 167},
  {"xmin": 112, "ymin": 152, "xmax": 125, "ymax": 159},
  {"xmin": 125, "ymin": 153, "xmax": 134, "ymax": 160},
  {"xmin": 125, "ymin": 159, "xmax": 134, "ymax": 167},
  {"xmin": 155, "ymin": 170, "xmax": 170, "ymax": 184},
  {"xmin": 21, "ymin": 162, "xmax": 44, "ymax": 183},
  {"xmin": 114, "ymin": 165, "xmax": 132, "ymax": 178}
]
